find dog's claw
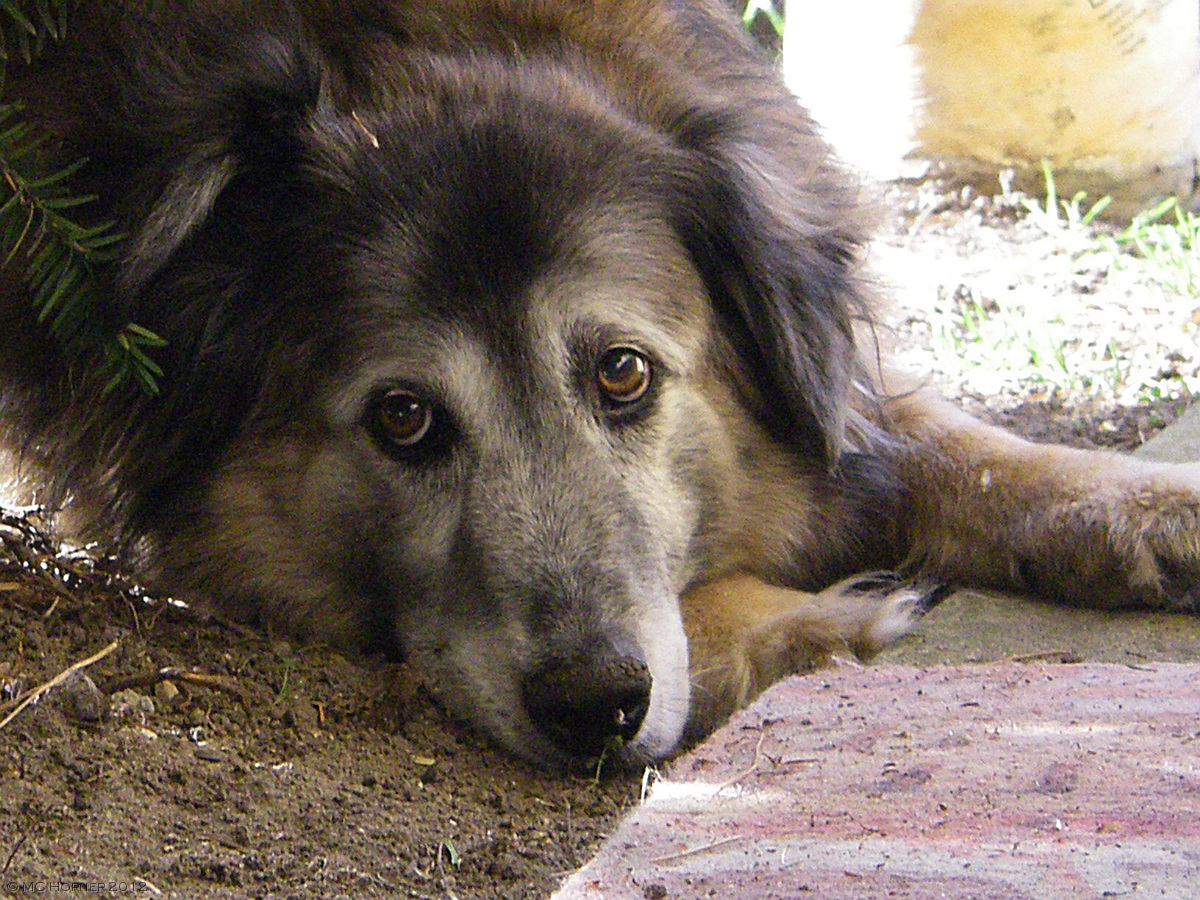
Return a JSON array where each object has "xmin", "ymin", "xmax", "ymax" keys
[
  {"xmin": 915, "ymin": 581, "xmax": 953, "ymax": 611},
  {"xmin": 842, "ymin": 571, "xmax": 951, "ymax": 612}
]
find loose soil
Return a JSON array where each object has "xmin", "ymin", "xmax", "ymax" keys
[
  {"xmin": 2, "ymin": 181, "xmax": 1196, "ymax": 899},
  {"xmin": 0, "ymin": 530, "xmax": 636, "ymax": 899}
]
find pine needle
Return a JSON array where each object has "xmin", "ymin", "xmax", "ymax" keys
[{"xmin": 0, "ymin": 0, "xmax": 164, "ymax": 395}]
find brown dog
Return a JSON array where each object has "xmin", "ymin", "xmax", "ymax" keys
[{"xmin": 2, "ymin": 0, "xmax": 1197, "ymax": 768}]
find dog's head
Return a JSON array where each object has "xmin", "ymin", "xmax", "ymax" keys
[{"xmin": 76, "ymin": 12, "xmax": 868, "ymax": 767}]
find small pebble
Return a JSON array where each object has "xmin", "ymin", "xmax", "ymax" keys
[
  {"xmin": 59, "ymin": 673, "xmax": 106, "ymax": 722},
  {"xmin": 111, "ymin": 689, "xmax": 156, "ymax": 718},
  {"xmin": 195, "ymin": 745, "xmax": 224, "ymax": 763},
  {"xmin": 154, "ymin": 680, "xmax": 180, "ymax": 703},
  {"xmin": 412, "ymin": 755, "xmax": 439, "ymax": 783}
]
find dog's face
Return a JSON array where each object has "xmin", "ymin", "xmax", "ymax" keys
[
  {"xmin": 69, "ymin": 22, "xmax": 866, "ymax": 767},
  {"xmin": 145, "ymin": 69, "xmax": 753, "ymax": 767},
  {"xmin": 331, "ymin": 168, "xmax": 734, "ymax": 767},
  {"xmin": 329, "ymin": 212, "xmax": 719, "ymax": 766}
]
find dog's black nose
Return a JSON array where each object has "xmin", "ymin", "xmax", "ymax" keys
[{"xmin": 521, "ymin": 647, "xmax": 651, "ymax": 758}]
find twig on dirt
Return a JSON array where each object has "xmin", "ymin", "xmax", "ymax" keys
[
  {"xmin": 2, "ymin": 832, "xmax": 27, "ymax": 874},
  {"xmin": 651, "ymin": 834, "xmax": 747, "ymax": 865},
  {"xmin": 121, "ymin": 592, "xmax": 144, "ymax": 637},
  {"xmin": 102, "ymin": 666, "xmax": 241, "ymax": 697},
  {"xmin": 0, "ymin": 520, "xmax": 77, "ymax": 606},
  {"xmin": 1005, "ymin": 650, "xmax": 1083, "ymax": 664},
  {"xmin": 714, "ymin": 729, "xmax": 767, "ymax": 794},
  {"xmin": 0, "ymin": 639, "xmax": 120, "ymax": 731}
]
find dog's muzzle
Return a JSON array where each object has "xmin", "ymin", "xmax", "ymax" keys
[{"xmin": 520, "ymin": 641, "xmax": 652, "ymax": 758}]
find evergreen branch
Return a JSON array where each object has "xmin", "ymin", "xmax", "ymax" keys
[
  {"xmin": 1, "ymin": 108, "xmax": 119, "ymax": 336},
  {"xmin": 0, "ymin": 0, "xmax": 68, "ymax": 70},
  {"xmin": 0, "ymin": 1, "xmax": 165, "ymax": 395}
]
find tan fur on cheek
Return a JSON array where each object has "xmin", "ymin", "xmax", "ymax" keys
[{"xmin": 160, "ymin": 437, "xmax": 374, "ymax": 648}]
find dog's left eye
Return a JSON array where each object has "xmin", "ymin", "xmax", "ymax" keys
[
  {"xmin": 365, "ymin": 387, "xmax": 443, "ymax": 459},
  {"xmin": 597, "ymin": 346, "xmax": 652, "ymax": 406}
]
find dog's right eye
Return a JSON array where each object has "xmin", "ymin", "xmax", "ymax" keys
[
  {"xmin": 597, "ymin": 346, "xmax": 653, "ymax": 406},
  {"xmin": 366, "ymin": 387, "xmax": 442, "ymax": 459}
]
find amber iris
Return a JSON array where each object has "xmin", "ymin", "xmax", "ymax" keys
[{"xmin": 597, "ymin": 347, "xmax": 651, "ymax": 404}]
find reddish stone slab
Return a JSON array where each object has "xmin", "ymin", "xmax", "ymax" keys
[{"xmin": 554, "ymin": 663, "xmax": 1200, "ymax": 899}]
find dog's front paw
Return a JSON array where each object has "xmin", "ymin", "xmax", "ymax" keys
[
  {"xmin": 1106, "ymin": 475, "xmax": 1200, "ymax": 611},
  {"xmin": 1018, "ymin": 466, "xmax": 1200, "ymax": 612},
  {"xmin": 681, "ymin": 573, "xmax": 942, "ymax": 742},
  {"xmin": 831, "ymin": 572, "xmax": 950, "ymax": 656}
]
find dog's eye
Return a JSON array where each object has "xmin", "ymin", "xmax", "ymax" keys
[
  {"xmin": 597, "ymin": 346, "xmax": 652, "ymax": 406},
  {"xmin": 367, "ymin": 388, "xmax": 435, "ymax": 453}
]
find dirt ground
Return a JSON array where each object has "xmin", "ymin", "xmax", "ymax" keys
[
  {"xmin": 2, "ymin": 181, "xmax": 1196, "ymax": 899},
  {"xmin": 0, "ymin": 528, "xmax": 639, "ymax": 899}
]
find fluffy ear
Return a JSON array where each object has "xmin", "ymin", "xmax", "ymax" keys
[
  {"xmin": 671, "ymin": 107, "xmax": 869, "ymax": 466},
  {"xmin": 65, "ymin": 12, "xmax": 350, "ymax": 532},
  {"xmin": 112, "ymin": 15, "xmax": 329, "ymax": 296}
]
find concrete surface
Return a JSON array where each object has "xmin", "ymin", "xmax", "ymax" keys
[
  {"xmin": 555, "ymin": 404, "xmax": 1200, "ymax": 899},
  {"xmin": 1135, "ymin": 401, "xmax": 1200, "ymax": 464},
  {"xmin": 556, "ymin": 663, "xmax": 1200, "ymax": 900},
  {"xmin": 877, "ymin": 587, "xmax": 1200, "ymax": 669}
]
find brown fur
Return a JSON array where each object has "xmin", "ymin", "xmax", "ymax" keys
[{"xmin": 2, "ymin": 0, "xmax": 1198, "ymax": 768}]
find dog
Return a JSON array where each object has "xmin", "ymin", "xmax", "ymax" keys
[{"xmin": 2, "ymin": 0, "xmax": 1198, "ymax": 769}]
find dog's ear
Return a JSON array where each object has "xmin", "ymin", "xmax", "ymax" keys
[
  {"xmin": 112, "ymin": 17, "xmax": 331, "ymax": 296},
  {"xmin": 73, "ymin": 14, "xmax": 355, "ymax": 530},
  {"xmin": 671, "ymin": 108, "xmax": 868, "ymax": 466}
]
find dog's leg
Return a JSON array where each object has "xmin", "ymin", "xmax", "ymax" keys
[
  {"xmin": 681, "ymin": 573, "xmax": 942, "ymax": 741},
  {"xmin": 885, "ymin": 387, "xmax": 1200, "ymax": 612}
]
